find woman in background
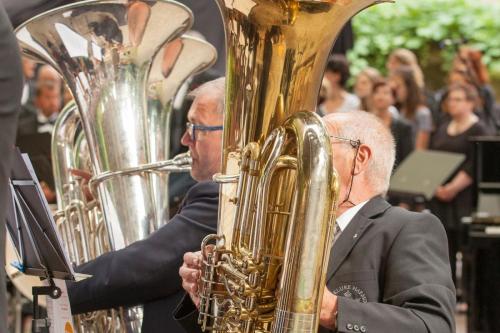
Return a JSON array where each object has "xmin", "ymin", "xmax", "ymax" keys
[
  {"xmin": 452, "ymin": 47, "xmax": 497, "ymax": 132},
  {"xmin": 387, "ymin": 48, "xmax": 425, "ymax": 89},
  {"xmin": 430, "ymin": 83, "xmax": 491, "ymax": 286},
  {"xmin": 370, "ymin": 79, "xmax": 414, "ymax": 167},
  {"xmin": 391, "ymin": 66, "xmax": 433, "ymax": 149},
  {"xmin": 318, "ymin": 54, "xmax": 360, "ymax": 115},
  {"xmin": 354, "ymin": 67, "xmax": 382, "ymax": 111}
]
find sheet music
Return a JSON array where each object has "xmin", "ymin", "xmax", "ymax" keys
[
  {"xmin": 44, "ymin": 279, "xmax": 76, "ymax": 333},
  {"xmin": 5, "ymin": 148, "xmax": 76, "ymax": 280}
]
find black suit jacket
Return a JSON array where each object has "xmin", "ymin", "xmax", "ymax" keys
[
  {"xmin": 67, "ymin": 181, "xmax": 219, "ymax": 333},
  {"xmin": 0, "ymin": 3, "xmax": 23, "ymax": 331},
  {"xmin": 322, "ymin": 196, "xmax": 455, "ymax": 333},
  {"xmin": 175, "ymin": 196, "xmax": 456, "ymax": 333}
]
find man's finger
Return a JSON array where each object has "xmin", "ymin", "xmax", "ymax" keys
[
  {"xmin": 179, "ymin": 266, "xmax": 200, "ymax": 283},
  {"xmin": 183, "ymin": 251, "xmax": 201, "ymax": 268},
  {"xmin": 69, "ymin": 168, "xmax": 92, "ymax": 181}
]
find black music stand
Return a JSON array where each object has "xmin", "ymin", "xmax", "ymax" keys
[{"xmin": 5, "ymin": 148, "xmax": 77, "ymax": 333}]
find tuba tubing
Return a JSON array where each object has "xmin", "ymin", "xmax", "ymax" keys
[{"xmin": 198, "ymin": 1, "xmax": 389, "ymax": 332}]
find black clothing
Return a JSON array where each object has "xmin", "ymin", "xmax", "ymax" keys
[
  {"xmin": 0, "ymin": 3, "xmax": 23, "ymax": 330},
  {"xmin": 390, "ymin": 115, "xmax": 414, "ymax": 167},
  {"xmin": 430, "ymin": 119, "xmax": 490, "ymax": 229},
  {"xmin": 175, "ymin": 196, "xmax": 456, "ymax": 333},
  {"xmin": 67, "ymin": 181, "xmax": 219, "ymax": 333},
  {"xmin": 331, "ymin": 21, "xmax": 353, "ymax": 55},
  {"xmin": 429, "ymin": 119, "xmax": 490, "ymax": 284}
]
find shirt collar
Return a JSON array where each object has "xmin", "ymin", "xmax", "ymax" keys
[
  {"xmin": 336, "ymin": 200, "xmax": 369, "ymax": 232},
  {"xmin": 37, "ymin": 111, "xmax": 58, "ymax": 124}
]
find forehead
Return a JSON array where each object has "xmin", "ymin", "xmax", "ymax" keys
[
  {"xmin": 449, "ymin": 89, "xmax": 466, "ymax": 97},
  {"xmin": 187, "ymin": 95, "xmax": 220, "ymax": 122},
  {"xmin": 39, "ymin": 88, "xmax": 59, "ymax": 97},
  {"xmin": 357, "ymin": 73, "xmax": 370, "ymax": 81},
  {"xmin": 374, "ymin": 84, "xmax": 391, "ymax": 93},
  {"xmin": 323, "ymin": 115, "xmax": 341, "ymax": 135}
]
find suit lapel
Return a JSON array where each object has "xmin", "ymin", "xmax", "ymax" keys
[{"xmin": 325, "ymin": 196, "xmax": 391, "ymax": 282}]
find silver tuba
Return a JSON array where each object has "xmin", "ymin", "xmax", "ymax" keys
[{"xmin": 15, "ymin": 0, "xmax": 217, "ymax": 331}]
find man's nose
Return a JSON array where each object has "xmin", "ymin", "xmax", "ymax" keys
[{"xmin": 180, "ymin": 130, "xmax": 191, "ymax": 147}]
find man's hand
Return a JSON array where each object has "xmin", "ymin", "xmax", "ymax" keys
[
  {"xmin": 320, "ymin": 288, "xmax": 338, "ymax": 330},
  {"xmin": 69, "ymin": 168, "xmax": 94, "ymax": 201},
  {"xmin": 40, "ymin": 181, "xmax": 56, "ymax": 203},
  {"xmin": 179, "ymin": 251, "xmax": 202, "ymax": 308}
]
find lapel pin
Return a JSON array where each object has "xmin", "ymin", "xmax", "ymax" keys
[{"xmin": 353, "ymin": 233, "xmax": 358, "ymax": 239}]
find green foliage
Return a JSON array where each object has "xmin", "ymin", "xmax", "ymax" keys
[{"xmin": 348, "ymin": 0, "xmax": 500, "ymax": 81}]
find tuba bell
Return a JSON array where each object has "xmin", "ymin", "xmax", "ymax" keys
[
  {"xmin": 14, "ymin": 0, "xmax": 217, "ymax": 331},
  {"xmin": 198, "ymin": 1, "xmax": 387, "ymax": 332}
]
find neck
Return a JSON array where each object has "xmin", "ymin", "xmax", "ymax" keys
[
  {"xmin": 336, "ymin": 188, "xmax": 376, "ymax": 216},
  {"xmin": 330, "ymin": 87, "xmax": 344, "ymax": 100},
  {"xmin": 452, "ymin": 111, "xmax": 473, "ymax": 124},
  {"xmin": 373, "ymin": 108, "xmax": 392, "ymax": 126}
]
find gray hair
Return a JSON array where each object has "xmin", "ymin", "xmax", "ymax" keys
[
  {"xmin": 188, "ymin": 77, "xmax": 225, "ymax": 114},
  {"xmin": 323, "ymin": 111, "xmax": 396, "ymax": 195}
]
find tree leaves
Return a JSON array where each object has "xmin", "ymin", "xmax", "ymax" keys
[{"xmin": 348, "ymin": 0, "xmax": 500, "ymax": 87}]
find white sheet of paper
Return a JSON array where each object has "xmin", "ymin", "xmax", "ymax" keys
[{"xmin": 44, "ymin": 279, "xmax": 76, "ymax": 333}]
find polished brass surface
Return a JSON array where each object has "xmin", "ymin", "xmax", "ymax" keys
[
  {"xmin": 15, "ymin": 1, "xmax": 217, "ymax": 331},
  {"xmin": 198, "ymin": 1, "xmax": 387, "ymax": 332}
]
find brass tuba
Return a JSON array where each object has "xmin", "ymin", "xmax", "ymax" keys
[
  {"xmin": 15, "ymin": 0, "xmax": 216, "ymax": 331},
  {"xmin": 198, "ymin": 1, "xmax": 387, "ymax": 332}
]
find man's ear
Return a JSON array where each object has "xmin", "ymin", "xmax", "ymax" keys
[{"xmin": 354, "ymin": 144, "xmax": 371, "ymax": 175}]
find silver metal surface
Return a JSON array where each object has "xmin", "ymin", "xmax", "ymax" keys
[
  {"xmin": 147, "ymin": 35, "xmax": 217, "ymax": 226},
  {"xmin": 15, "ymin": 2, "xmax": 218, "ymax": 331},
  {"xmin": 16, "ymin": 0, "xmax": 194, "ymax": 250}
]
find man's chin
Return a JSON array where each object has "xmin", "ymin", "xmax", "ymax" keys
[{"xmin": 190, "ymin": 167, "xmax": 201, "ymax": 182}]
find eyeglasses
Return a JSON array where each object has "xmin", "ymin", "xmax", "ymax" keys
[
  {"xmin": 330, "ymin": 135, "xmax": 362, "ymax": 207},
  {"xmin": 330, "ymin": 135, "xmax": 361, "ymax": 149},
  {"xmin": 185, "ymin": 122, "xmax": 223, "ymax": 141},
  {"xmin": 447, "ymin": 97, "xmax": 467, "ymax": 103}
]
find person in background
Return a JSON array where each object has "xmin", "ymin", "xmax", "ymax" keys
[
  {"xmin": 386, "ymin": 48, "xmax": 425, "ymax": 89},
  {"xmin": 317, "ymin": 54, "xmax": 360, "ymax": 115},
  {"xmin": 429, "ymin": 83, "xmax": 491, "ymax": 289},
  {"xmin": 17, "ymin": 81, "xmax": 61, "ymax": 136},
  {"xmin": 391, "ymin": 66, "xmax": 433, "ymax": 149},
  {"xmin": 354, "ymin": 67, "xmax": 382, "ymax": 112},
  {"xmin": 370, "ymin": 79, "xmax": 414, "ymax": 167},
  {"xmin": 36, "ymin": 64, "xmax": 62, "ymax": 90},
  {"xmin": 16, "ymin": 81, "xmax": 62, "ymax": 203},
  {"xmin": 386, "ymin": 48, "xmax": 437, "ymax": 114},
  {"xmin": 20, "ymin": 56, "xmax": 36, "ymax": 106},
  {"xmin": 451, "ymin": 47, "xmax": 497, "ymax": 132}
]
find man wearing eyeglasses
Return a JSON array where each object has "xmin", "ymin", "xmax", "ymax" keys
[
  {"xmin": 67, "ymin": 78, "xmax": 225, "ymax": 333},
  {"xmin": 178, "ymin": 110, "xmax": 456, "ymax": 333}
]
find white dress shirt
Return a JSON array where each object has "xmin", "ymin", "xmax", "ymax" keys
[{"xmin": 336, "ymin": 200, "xmax": 369, "ymax": 232}]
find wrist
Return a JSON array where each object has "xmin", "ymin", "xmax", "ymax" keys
[{"xmin": 444, "ymin": 183, "xmax": 458, "ymax": 196}]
